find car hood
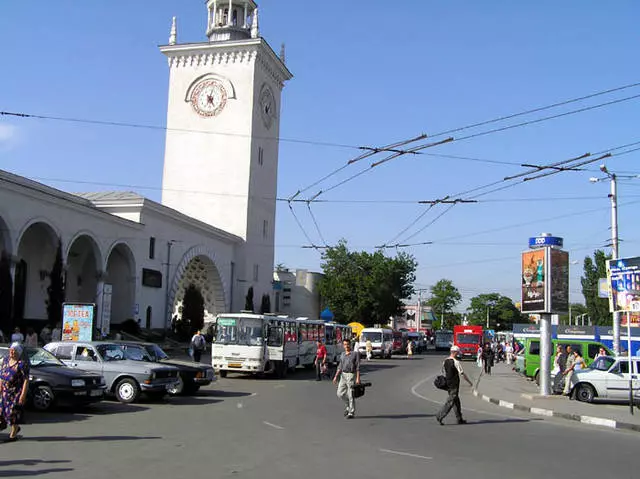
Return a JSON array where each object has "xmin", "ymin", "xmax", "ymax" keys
[
  {"xmin": 158, "ymin": 358, "xmax": 212, "ymax": 371},
  {"xmin": 33, "ymin": 365, "xmax": 101, "ymax": 379},
  {"xmin": 109, "ymin": 360, "xmax": 179, "ymax": 374}
]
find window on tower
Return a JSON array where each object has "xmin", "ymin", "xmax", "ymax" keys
[
  {"xmin": 233, "ymin": 9, "xmax": 238, "ymax": 26},
  {"xmin": 149, "ymin": 237, "xmax": 156, "ymax": 260},
  {"xmin": 263, "ymin": 220, "xmax": 268, "ymax": 239},
  {"xmin": 223, "ymin": 8, "xmax": 229, "ymax": 25},
  {"xmin": 253, "ymin": 264, "xmax": 259, "ymax": 282},
  {"xmin": 258, "ymin": 147, "xmax": 264, "ymax": 166}
]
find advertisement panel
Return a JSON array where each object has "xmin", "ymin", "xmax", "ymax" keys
[
  {"xmin": 62, "ymin": 303, "xmax": 95, "ymax": 342},
  {"xmin": 606, "ymin": 256, "xmax": 640, "ymax": 313},
  {"xmin": 522, "ymin": 249, "xmax": 546, "ymax": 313},
  {"xmin": 550, "ymin": 249, "xmax": 569, "ymax": 313}
]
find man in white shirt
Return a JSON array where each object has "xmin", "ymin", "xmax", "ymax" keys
[
  {"xmin": 436, "ymin": 345, "xmax": 473, "ymax": 425},
  {"xmin": 10, "ymin": 327, "xmax": 24, "ymax": 344}
]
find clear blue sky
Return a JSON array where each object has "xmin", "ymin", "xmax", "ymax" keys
[{"xmin": 1, "ymin": 1, "xmax": 639, "ymax": 311}]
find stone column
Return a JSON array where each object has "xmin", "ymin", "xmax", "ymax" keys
[
  {"xmin": 212, "ymin": 1, "xmax": 217, "ymax": 27},
  {"xmin": 243, "ymin": 3, "xmax": 248, "ymax": 28},
  {"xmin": 228, "ymin": 0, "xmax": 233, "ymax": 25}
]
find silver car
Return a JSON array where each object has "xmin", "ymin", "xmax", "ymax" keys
[
  {"xmin": 44, "ymin": 341, "xmax": 180, "ymax": 403},
  {"xmin": 570, "ymin": 355, "xmax": 640, "ymax": 403}
]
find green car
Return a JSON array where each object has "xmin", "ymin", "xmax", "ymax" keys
[{"xmin": 522, "ymin": 338, "xmax": 613, "ymax": 384}]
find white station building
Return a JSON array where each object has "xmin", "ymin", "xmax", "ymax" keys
[{"xmin": 0, "ymin": 1, "xmax": 292, "ymax": 333}]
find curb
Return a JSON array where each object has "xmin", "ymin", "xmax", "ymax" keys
[{"xmin": 471, "ymin": 389, "xmax": 640, "ymax": 433}]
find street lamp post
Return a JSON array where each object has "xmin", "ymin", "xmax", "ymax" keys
[{"xmin": 590, "ymin": 165, "xmax": 620, "ymax": 354}]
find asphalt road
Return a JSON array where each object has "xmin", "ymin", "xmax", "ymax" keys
[{"xmin": 2, "ymin": 352, "xmax": 638, "ymax": 478}]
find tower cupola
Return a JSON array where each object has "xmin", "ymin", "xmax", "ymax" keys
[{"xmin": 206, "ymin": 0, "xmax": 258, "ymax": 42}]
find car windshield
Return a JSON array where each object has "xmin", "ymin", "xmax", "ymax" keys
[
  {"xmin": 239, "ymin": 318, "xmax": 264, "ymax": 346},
  {"xmin": 123, "ymin": 346, "xmax": 153, "ymax": 361},
  {"xmin": 590, "ymin": 356, "xmax": 615, "ymax": 371},
  {"xmin": 96, "ymin": 344, "xmax": 126, "ymax": 361},
  {"xmin": 27, "ymin": 347, "xmax": 64, "ymax": 367},
  {"xmin": 457, "ymin": 334, "xmax": 481, "ymax": 345},
  {"xmin": 216, "ymin": 317, "xmax": 239, "ymax": 345},
  {"xmin": 145, "ymin": 344, "xmax": 169, "ymax": 361},
  {"xmin": 361, "ymin": 332, "xmax": 382, "ymax": 343}
]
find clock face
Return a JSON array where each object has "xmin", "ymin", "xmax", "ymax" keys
[
  {"xmin": 190, "ymin": 79, "xmax": 227, "ymax": 117},
  {"xmin": 259, "ymin": 86, "xmax": 276, "ymax": 129}
]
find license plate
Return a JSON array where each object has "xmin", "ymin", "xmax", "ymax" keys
[
  {"xmin": 228, "ymin": 363, "xmax": 242, "ymax": 368},
  {"xmin": 90, "ymin": 389, "xmax": 103, "ymax": 397}
]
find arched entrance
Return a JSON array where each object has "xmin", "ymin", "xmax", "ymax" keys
[
  {"xmin": 169, "ymin": 247, "xmax": 227, "ymax": 328},
  {"xmin": 0, "ymin": 214, "xmax": 11, "ymax": 257},
  {"xmin": 0, "ymin": 214, "xmax": 13, "ymax": 333},
  {"xmin": 105, "ymin": 242, "xmax": 136, "ymax": 326},
  {"xmin": 15, "ymin": 221, "xmax": 59, "ymax": 321},
  {"xmin": 66, "ymin": 233, "xmax": 102, "ymax": 304}
]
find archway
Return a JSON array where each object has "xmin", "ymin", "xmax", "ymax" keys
[
  {"xmin": 15, "ymin": 221, "xmax": 59, "ymax": 321},
  {"xmin": 105, "ymin": 242, "xmax": 136, "ymax": 326},
  {"xmin": 66, "ymin": 233, "xmax": 102, "ymax": 304},
  {"xmin": 170, "ymin": 250, "xmax": 226, "ymax": 327},
  {"xmin": 0, "ymin": 214, "xmax": 12, "ymax": 257}
]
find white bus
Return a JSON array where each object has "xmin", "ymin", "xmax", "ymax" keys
[
  {"xmin": 296, "ymin": 319, "xmax": 353, "ymax": 367},
  {"xmin": 210, "ymin": 313, "xmax": 298, "ymax": 378},
  {"xmin": 357, "ymin": 327, "xmax": 393, "ymax": 359}
]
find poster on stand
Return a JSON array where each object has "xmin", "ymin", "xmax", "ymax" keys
[
  {"xmin": 62, "ymin": 303, "xmax": 95, "ymax": 342},
  {"xmin": 606, "ymin": 256, "xmax": 640, "ymax": 313}
]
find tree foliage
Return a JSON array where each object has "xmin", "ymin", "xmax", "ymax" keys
[
  {"xmin": 319, "ymin": 240, "xmax": 417, "ymax": 326},
  {"xmin": 0, "ymin": 250, "xmax": 12, "ymax": 332},
  {"xmin": 580, "ymin": 250, "xmax": 611, "ymax": 326},
  {"xmin": 244, "ymin": 286, "xmax": 255, "ymax": 312},
  {"xmin": 467, "ymin": 293, "xmax": 526, "ymax": 329},
  {"xmin": 181, "ymin": 284, "xmax": 205, "ymax": 334},
  {"xmin": 259, "ymin": 293, "xmax": 271, "ymax": 314},
  {"xmin": 426, "ymin": 279, "xmax": 461, "ymax": 329},
  {"xmin": 46, "ymin": 240, "xmax": 66, "ymax": 327}
]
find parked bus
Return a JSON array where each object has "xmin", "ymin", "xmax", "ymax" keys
[
  {"xmin": 295, "ymin": 318, "xmax": 325, "ymax": 368},
  {"xmin": 357, "ymin": 327, "xmax": 393, "ymax": 359},
  {"xmin": 210, "ymin": 313, "xmax": 298, "ymax": 378},
  {"xmin": 392, "ymin": 330, "xmax": 408, "ymax": 354},
  {"xmin": 453, "ymin": 325, "xmax": 483, "ymax": 360},
  {"xmin": 434, "ymin": 330, "xmax": 453, "ymax": 351}
]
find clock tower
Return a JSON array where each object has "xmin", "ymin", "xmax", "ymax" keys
[{"xmin": 160, "ymin": 1, "xmax": 292, "ymax": 309}]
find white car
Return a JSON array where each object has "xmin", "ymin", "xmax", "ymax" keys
[{"xmin": 570, "ymin": 355, "xmax": 640, "ymax": 403}]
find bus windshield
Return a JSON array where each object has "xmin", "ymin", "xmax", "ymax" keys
[
  {"xmin": 216, "ymin": 318, "xmax": 239, "ymax": 345},
  {"xmin": 361, "ymin": 331, "xmax": 382, "ymax": 343},
  {"xmin": 457, "ymin": 334, "xmax": 481, "ymax": 345},
  {"xmin": 239, "ymin": 318, "xmax": 264, "ymax": 346}
]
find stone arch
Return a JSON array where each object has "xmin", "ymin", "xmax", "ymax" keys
[
  {"xmin": 0, "ymin": 212, "xmax": 13, "ymax": 257},
  {"xmin": 15, "ymin": 219, "xmax": 60, "ymax": 321},
  {"xmin": 104, "ymin": 241, "xmax": 136, "ymax": 326},
  {"xmin": 168, "ymin": 246, "xmax": 227, "ymax": 328},
  {"xmin": 65, "ymin": 231, "xmax": 103, "ymax": 304}
]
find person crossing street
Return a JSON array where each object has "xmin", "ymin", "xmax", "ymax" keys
[
  {"xmin": 436, "ymin": 345, "xmax": 473, "ymax": 426},
  {"xmin": 333, "ymin": 339, "xmax": 361, "ymax": 419}
]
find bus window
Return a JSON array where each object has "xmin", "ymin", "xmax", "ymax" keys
[
  {"xmin": 268, "ymin": 326, "xmax": 283, "ymax": 347},
  {"xmin": 336, "ymin": 327, "xmax": 343, "ymax": 343},
  {"xmin": 299, "ymin": 323, "xmax": 308, "ymax": 342}
]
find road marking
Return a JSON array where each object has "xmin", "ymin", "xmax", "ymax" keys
[
  {"xmin": 263, "ymin": 421, "xmax": 284, "ymax": 430},
  {"xmin": 379, "ymin": 449, "xmax": 432, "ymax": 460},
  {"xmin": 581, "ymin": 416, "xmax": 616, "ymax": 428}
]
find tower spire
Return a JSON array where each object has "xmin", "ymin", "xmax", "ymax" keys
[
  {"xmin": 279, "ymin": 43, "xmax": 286, "ymax": 64},
  {"xmin": 169, "ymin": 16, "xmax": 177, "ymax": 45},
  {"xmin": 250, "ymin": 8, "xmax": 259, "ymax": 39}
]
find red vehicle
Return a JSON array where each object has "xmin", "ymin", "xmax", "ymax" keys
[
  {"xmin": 453, "ymin": 325, "xmax": 483, "ymax": 360},
  {"xmin": 392, "ymin": 330, "xmax": 407, "ymax": 354}
]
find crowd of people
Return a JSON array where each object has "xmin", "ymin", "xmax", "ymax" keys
[{"xmin": 475, "ymin": 339, "xmax": 520, "ymax": 375}]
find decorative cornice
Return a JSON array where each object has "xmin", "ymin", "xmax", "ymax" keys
[{"xmin": 167, "ymin": 49, "xmax": 257, "ymax": 69}]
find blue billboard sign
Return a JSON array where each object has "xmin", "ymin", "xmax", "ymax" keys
[{"xmin": 528, "ymin": 236, "xmax": 564, "ymax": 249}]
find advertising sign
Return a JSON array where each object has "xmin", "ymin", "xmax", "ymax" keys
[
  {"xmin": 101, "ymin": 284, "xmax": 112, "ymax": 337},
  {"xmin": 62, "ymin": 303, "xmax": 95, "ymax": 342},
  {"xmin": 550, "ymin": 249, "xmax": 569, "ymax": 313},
  {"xmin": 522, "ymin": 249, "xmax": 546, "ymax": 313},
  {"xmin": 528, "ymin": 236, "xmax": 564, "ymax": 249},
  {"xmin": 606, "ymin": 256, "xmax": 640, "ymax": 313}
]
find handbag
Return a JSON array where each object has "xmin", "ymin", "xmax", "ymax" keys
[
  {"xmin": 353, "ymin": 381, "xmax": 372, "ymax": 398},
  {"xmin": 434, "ymin": 375, "xmax": 448, "ymax": 390}
]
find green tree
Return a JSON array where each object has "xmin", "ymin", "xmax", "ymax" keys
[
  {"xmin": 46, "ymin": 240, "xmax": 65, "ymax": 327},
  {"xmin": 319, "ymin": 240, "xmax": 416, "ymax": 326},
  {"xmin": 467, "ymin": 293, "xmax": 525, "ymax": 329},
  {"xmin": 0, "ymin": 250, "xmax": 12, "ymax": 332},
  {"xmin": 244, "ymin": 286, "xmax": 255, "ymax": 312},
  {"xmin": 259, "ymin": 293, "xmax": 271, "ymax": 314},
  {"xmin": 426, "ymin": 279, "xmax": 461, "ymax": 329},
  {"xmin": 181, "ymin": 284, "xmax": 205, "ymax": 334},
  {"xmin": 581, "ymin": 250, "xmax": 611, "ymax": 325}
]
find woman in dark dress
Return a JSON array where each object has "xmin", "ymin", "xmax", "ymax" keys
[{"xmin": 0, "ymin": 343, "xmax": 29, "ymax": 440}]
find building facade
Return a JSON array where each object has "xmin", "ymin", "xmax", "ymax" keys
[
  {"xmin": 273, "ymin": 268, "xmax": 323, "ymax": 320},
  {"xmin": 0, "ymin": 1, "xmax": 290, "ymax": 334}
]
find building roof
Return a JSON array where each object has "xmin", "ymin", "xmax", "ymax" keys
[{"xmin": 75, "ymin": 191, "xmax": 144, "ymax": 202}]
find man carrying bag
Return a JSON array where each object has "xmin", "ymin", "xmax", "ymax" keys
[{"xmin": 435, "ymin": 345, "xmax": 473, "ymax": 425}]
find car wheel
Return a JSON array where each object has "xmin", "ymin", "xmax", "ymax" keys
[
  {"xmin": 576, "ymin": 383, "xmax": 596, "ymax": 403},
  {"xmin": 115, "ymin": 378, "xmax": 140, "ymax": 403},
  {"xmin": 219, "ymin": 370, "xmax": 228, "ymax": 378},
  {"xmin": 167, "ymin": 374, "xmax": 184, "ymax": 396},
  {"xmin": 32, "ymin": 385, "xmax": 55, "ymax": 412}
]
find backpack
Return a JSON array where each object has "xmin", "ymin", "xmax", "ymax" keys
[{"xmin": 192, "ymin": 335, "xmax": 205, "ymax": 350}]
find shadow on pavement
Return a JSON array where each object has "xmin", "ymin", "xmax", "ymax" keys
[
  {"xmin": 20, "ymin": 435, "xmax": 162, "ymax": 443},
  {"xmin": 199, "ymin": 390, "xmax": 254, "ymax": 398},
  {"xmin": 0, "ymin": 467, "xmax": 75, "ymax": 477},
  {"xmin": 357, "ymin": 413, "xmax": 435, "ymax": 419},
  {"xmin": 25, "ymin": 403, "xmax": 148, "ymax": 424},
  {"xmin": 0, "ymin": 460, "xmax": 70, "ymax": 467},
  {"xmin": 163, "ymin": 397, "xmax": 223, "ymax": 406},
  {"xmin": 465, "ymin": 418, "xmax": 534, "ymax": 425},
  {"xmin": 360, "ymin": 364, "xmax": 398, "ymax": 372}
]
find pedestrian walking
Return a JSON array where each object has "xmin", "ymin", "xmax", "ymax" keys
[
  {"xmin": 505, "ymin": 342, "xmax": 514, "ymax": 364},
  {"xmin": 190, "ymin": 330, "xmax": 206, "ymax": 363},
  {"xmin": 562, "ymin": 345, "xmax": 576, "ymax": 396},
  {"xmin": 482, "ymin": 343, "xmax": 494, "ymax": 375},
  {"xmin": 365, "ymin": 339, "xmax": 373, "ymax": 361},
  {"xmin": 10, "ymin": 328, "xmax": 24, "ymax": 344},
  {"xmin": 39, "ymin": 324, "xmax": 52, "ymax": 345},
  {"xmin": 24, "ymin": 328, "xmax": 38, "ymax": 348},
  {"xmin": 314, "ymin": 340, "xmax": 327, "ymax": 381},
  {"xmin": 436, "ymin": 345, "xmax": 473, "ymax": 425},
  {"xmin": 407, "ymin": 340, "xmax": 413, "ymax": 359},
  {"xmin": 0, "ymin": 343, "xmax": 29, "ymax": 441},
  {"xmin": 51, "ymin": 323, "xmax": 62, "ymax": 342},
  {"xmin": 333, "ymin": 339, "xmax": 361, "ymax": 419}
]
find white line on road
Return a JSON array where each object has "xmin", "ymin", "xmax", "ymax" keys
[
  {"xmin": 379, "ymin": 448, "xmax": 432, "ymax": 460},
  {"xmin": 263, "ymin": 421, "xmax": 284, "ymax": 430}
]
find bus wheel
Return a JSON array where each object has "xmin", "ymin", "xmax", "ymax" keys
[
  {"xmin": 280, "ymin": 362, "xmax": 288, "ymax": 378},
  {"xmin": 219, "ymin": 370, "xmax": 228, "ymax": 378}
]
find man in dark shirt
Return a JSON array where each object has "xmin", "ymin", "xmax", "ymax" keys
[
  {"xmin": 333, "ymin": 339, "xmax": 361, "ymax": 418},
  {"xmin": 436, "ymin": 345, "xmax": 473, "ymax": 425}
]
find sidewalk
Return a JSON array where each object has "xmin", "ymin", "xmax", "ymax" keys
[{"xmin": 472, "ymin": 362, "xmax": 640, "ymax": 433}]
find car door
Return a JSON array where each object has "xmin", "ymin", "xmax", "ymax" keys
[
  {"xmin": 606, "ymin": 360, "xmax": 631, "ymax": 400},
  {"xmin": 69, "ymin": 345, "xmax": 103, "ymax": 375}
]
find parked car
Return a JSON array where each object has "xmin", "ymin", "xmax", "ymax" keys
[
  {"xmin": 569, "ymin": 355, "xmax": 640, "ymax": 403},
  {"xmin": 0, "ymin": 346, "xmax": 106, "ymax": 411},
  {"xmin": 117, "ymin": 341, "xmax": 215, "ymax": 395},
  {"xmin": 44, "ymin": 341, "xmax": 180, "ymax": 403}
]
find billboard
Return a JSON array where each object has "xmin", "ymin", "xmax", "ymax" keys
[
  {"xmin": 62, "ymin": 303, "xmax": 95, "ymax": 342},
  {"xmin": 522, "ymin": 249, "xmax": 546, "ymax": 313},
  {"xmin": 606, "ymin": 256, "xmax": 640, "ymax": 313},
  {"xmin": 550, "ymin": 249, "xmax": 569, "ymax": 313}
]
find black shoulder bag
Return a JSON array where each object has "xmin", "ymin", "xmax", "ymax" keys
[{"xmin": 434, "ymin": 360, "xmax": 449, "ymax": 390}]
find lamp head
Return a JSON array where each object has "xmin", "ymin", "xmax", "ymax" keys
[
  {"xmin": 589, "ymin": 177, "xmax": 599, "ymax": 183},
  {"xmin": 599, "ymin": 164, "xmax": 608, "ymax": 174}
]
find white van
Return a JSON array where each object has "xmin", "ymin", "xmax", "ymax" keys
[{"xmin": 357, "ymin": 328, "xmax": 393, "ymax": 359}]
